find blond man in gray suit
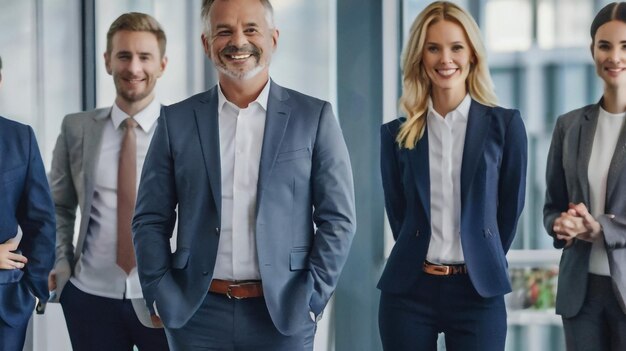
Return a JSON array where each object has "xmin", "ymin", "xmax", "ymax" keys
[{"xmin": 47, "ymin": 12, "xmax": 169, "ymax": 351}]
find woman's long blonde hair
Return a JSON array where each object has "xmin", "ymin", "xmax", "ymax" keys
[{"xmin": 397, "ymin": 1, "xmax": 497, "ymax": 149}]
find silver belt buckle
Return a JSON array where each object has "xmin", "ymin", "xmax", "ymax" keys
[{"xmin": 226, "ymin": 284, "xmax": 244, "ymax": 299}]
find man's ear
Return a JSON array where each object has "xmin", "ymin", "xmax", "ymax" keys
[
  {"xmin": 157, "ymin": 55, "xmax": 168, "ymax": 78},
  {"xmin": 272, "ymin": 28, "xmax": 279, "ymax": 51},
  {"xmin": 104, "ymin": 52, "xmax": 112, "ymax": 75},
  {"xmin": 201, "ymin": 33, "xmax": 212, "ymax": 59}
]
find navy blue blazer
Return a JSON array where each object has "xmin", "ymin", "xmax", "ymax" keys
[
  {"xmin": 378, "ymin": 101, "xmax": 527, "ymax": 298},
  {"xmin": 0, "ymin": 116, "xmax": 55, "ymax": 327},
  {"xmin": 133, "ymin": 81, "xmax": 355, "ymax": 335}
]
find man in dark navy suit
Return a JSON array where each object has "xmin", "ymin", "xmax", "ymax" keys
[{"xmin": 0, "ymin": 55, "xmax": 57, "ymax": 350}]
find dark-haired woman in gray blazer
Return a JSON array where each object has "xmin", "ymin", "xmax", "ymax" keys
[{"xmin": 544, "ymin": 2, "xmax": 626, "ymax": 350}]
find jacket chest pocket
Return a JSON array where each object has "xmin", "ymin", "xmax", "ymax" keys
[{"xmin": 276, "ymin": 147, "xmax": 310, "ymax": 163}]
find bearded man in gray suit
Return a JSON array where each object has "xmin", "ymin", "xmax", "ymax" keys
[
  {"xmin": 47, "ymin": 12, "xmax": 169, "ymax": 351},
  {"xmin": 132, "ymin": 0, "xmax": 356, "ymax": 350}
]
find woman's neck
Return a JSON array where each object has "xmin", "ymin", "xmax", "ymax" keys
[
  {"xmin": 431, "ymin": 87, "xmax": 467, "ymax": 117},
  {"xmin": 602, "ymin": 86, "xmax": 626, "ymax": 114}
]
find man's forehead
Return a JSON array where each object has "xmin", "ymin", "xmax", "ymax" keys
[
  {"xmin": 111, "ymin": 31, "xmax": 160, "ymax": 51},
  {"xmin": 209, "ymin": 0, "xmax": 268, "ymax": 25}
]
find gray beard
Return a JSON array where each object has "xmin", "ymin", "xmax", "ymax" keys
[{"xmin": 215, "ymin": 61, "xmax": 267, "ymax": 81}]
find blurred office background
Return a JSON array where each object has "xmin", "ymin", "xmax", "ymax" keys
[{"xmin": 0, "ymin": 0, "xmax": 614, "ymax": 350}]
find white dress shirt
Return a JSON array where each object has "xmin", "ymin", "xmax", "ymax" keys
[
  {"xmin": 71, "ymin": 98, "xmax": 160, "ymax": 299},
  {"xmin": 212, "ymin": 81, "xmax": 270, "ymax": 280},
  {"xmin": 587, "ymin": 107, "xmax": 625, "ymax": 276},
  {"xmin": 425, "ymin": 94, "xmax": 471, "ymax": 264}
]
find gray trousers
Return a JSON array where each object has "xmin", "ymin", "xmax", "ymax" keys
[{"xmin": 563, "ymin": 274, "xmax": 626, "ymax": 351}]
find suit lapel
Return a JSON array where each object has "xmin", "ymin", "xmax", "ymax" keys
[
  {"xmin": 194, "ymin": 87, "xmax": 222, "ymax": 217},
  {"xmin": 577, "ymin": 105, "xmax": 598, "ymax": 206},
  {"xmin": 82, "ymin": 109, "xmax": 108, "ymax": 201},
  {"xmin": 77, "ymin": 109, "xmax": 108, "ymax": 256},
  {"xmin": 409, "ymin": 124, "xmax": 431, "ymax": 224},
  {"xmin": 460, "ymin": 101, "xmax": 490, "ymax": 207},
  {"xmin": 606, "ymin": 113, "xmax": 626, "ymax": 205},
  {"xmin": 256, "ymin": 81, "xmax": 291, "ymax": 210}
]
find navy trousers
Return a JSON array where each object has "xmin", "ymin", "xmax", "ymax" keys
[
  {"xmin": 0, "ymin": 316, "xmax": 28, "ymax": 351},
  {"xmin": 379, "ymin": 273, "xmax": 506, "ymax": 351},
  {"xmin": 563, "ymin": 274, "xmax": 626, "ymax": 351},
  {"xmin": 60, "ymin": 281, "xmax": 169, "ymax": 351},
  {"xmin": 165, "ymin": 292, "xmax": 316, "ymax": 351}
]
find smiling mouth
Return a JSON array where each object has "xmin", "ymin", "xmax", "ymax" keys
[
  {"xmin": 606, "ymin": 67, "xmax": 625, "ymax": 73},
  {"xmin": 228, "ymin": 53, "xmax": 252, "ymax": 60},
  {"xmin": 436, "ymin": 68, "xmax": 458, "ymax": 77},
  {"xmin": 124, "ymin": 78, "xmax": 145, "ymax": 84}
]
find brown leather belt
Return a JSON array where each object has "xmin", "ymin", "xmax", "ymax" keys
[
  {"xmin": 209, "ymin": 279, "xmax": 263, "ymax": 299},
  {"xmin": 422, "ymin": 261, "xmax": 467, "ymax": 276}
]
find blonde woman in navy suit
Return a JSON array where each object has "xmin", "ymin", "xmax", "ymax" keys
[
  {"xmin": 378, "ymin": 2, "xmax": 527, "ymax": 350},
  {"xmin": 544, "ymin": 3, "xmax": 626, "ymax": 350}
]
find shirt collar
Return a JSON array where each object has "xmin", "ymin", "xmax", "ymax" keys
[
  {"xmin": 111, "ymin": 97, "xmax": 161, "ymax": 132},
  {"xmin": 427, "ymin": 93, "xmax": 471, "ymax": 123},
  {"xmin": 599, "ymin": 105, "xmax": 626, "ymax": 119},
  {"xmin": 217, "ymin": 79, "xmax": 271, "ymax": 113}
]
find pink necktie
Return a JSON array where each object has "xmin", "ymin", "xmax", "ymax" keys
[{"xmin": 117, "ymin": 118, "xmax": 138, "ymax": 274}]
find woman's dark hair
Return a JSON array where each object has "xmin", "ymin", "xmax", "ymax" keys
[{"xmin": 591, "ymin": 2, "xmax": 626, "ymax": 42}]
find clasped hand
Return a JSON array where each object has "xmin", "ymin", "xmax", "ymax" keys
[
  {"xmin": 553, "ymin": 203, "xmax": 603, "ymax": 245},
  {"xmin": 0, "ymin": 238, "xmax": 27, "ymax": 270}
]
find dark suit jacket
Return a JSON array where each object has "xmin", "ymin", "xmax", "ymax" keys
[
  {"xmin": 378, "ymin": 101, "xmax": 527, "ymax": 298},
  {"xmin": 0, "ymin": 116, "xmax": 56, "ymax": 327},
  {"xmin": 133, "ymin": 81, "xmax": 356, "ymax": 335},
  {"xmin": 544, "ymin": 102, "xmax": 626, "ymax": 317}
]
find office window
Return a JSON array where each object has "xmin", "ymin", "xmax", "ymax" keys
[
  {"xmin": 485, "ymin": 0, "xmax": 532, "ymax": 51},
  {"xmin": 402, "ymin": 0, "xmax": 468, "ymax": 40},
  {"xmin": 491, "ymin": 67, "xmax": 520, "ymax": 109},
  {"xmin": 270, "ymin": 0, "xmax": 337, "ymax": 105},
  {"xmin": 0, "ymin": 0, "xmax": 81, "ymax": 165},
  {"xmin": 537, "ymin": 0, "xmax": 592, "ymax": 49},
  {"xmin": 0, "ymin": 1, "xmax": 38, "ymax": 126}
]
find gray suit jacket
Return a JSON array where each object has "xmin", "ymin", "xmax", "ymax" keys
[
  {"xmin": 133, "ymin": 81, "xmax": 356, "ymax": 334},
  {"xmin": 544, "ymin": 102, "xmax": 626, "ymax": 317},
  {"xmin": 48, "ymin": 108, "xmax": 157, "ymax": 328}
]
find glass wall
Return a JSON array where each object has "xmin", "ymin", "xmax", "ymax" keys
[
  {"xmin": 271, "ymin": 0, "xmax": 337, "ymax": 106},
  {"xmin": 0, "ymin": 0, "xmax": 81, "ymax": 165}
]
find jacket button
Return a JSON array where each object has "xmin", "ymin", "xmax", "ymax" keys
[
  {"xmin": 415, "ymin": 230, "xmax": 420, "ymax": 237},
  {"xmin": 215, "ymin": 227, "xmax": 220, "ymax": 236},
  {"xmin": 202, "ymin": 271, "xmax": 209, "ymax": 276}
]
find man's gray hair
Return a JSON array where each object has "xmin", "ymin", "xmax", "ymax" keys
[{"xmin": 201, "ymin": 0, "xmax": 275, "ymax": 36}]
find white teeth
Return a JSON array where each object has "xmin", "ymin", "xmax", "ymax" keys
[
  {"xmin": 437, "ymin": 68, "xmax": 457, "ymax": 77},
  {"xmin": 230, "ymin": 54, "xmax": 251, "ymax": 60},
  {"xmin": 607, "ymin": 68, "xmax": 623, "ymax": 72}
]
